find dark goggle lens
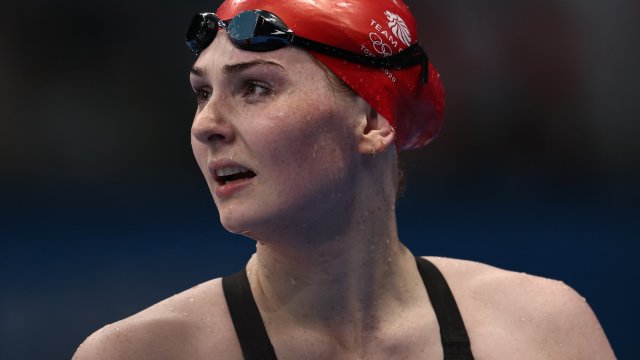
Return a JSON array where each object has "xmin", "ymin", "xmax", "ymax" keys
[
  {"xmin": 187, "ymin": 10, "xmax": 295, "ymax": 54},
  {"xmin": 226, "ymin": 11, "xmax": 259, "ymax": 43},
  {"xmin": 227, "ymin": 10, "xmax": 292, "ymax": 52},
  {"xmin": 186, "ymin": 13, "xmax": 218, "ymax": 53}
]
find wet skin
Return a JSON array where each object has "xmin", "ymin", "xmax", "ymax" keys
[
  {"xmin": 189, "ymin": 33, "xmax": 366, "ymax": 243},
  {"xmin": 73, "ymin": 32, "xmax": 616, "ymax": 360}
]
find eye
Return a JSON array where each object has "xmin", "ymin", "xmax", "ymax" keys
[
  {"xmin": 193, "ymin": 87, "xmax": 211, "ymax": 109},
  {"xmin": 241, "ymin": 80, "xmax": 272, "ymax": 99}
]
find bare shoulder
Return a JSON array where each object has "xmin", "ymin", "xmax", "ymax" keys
[
  {"xmin": 72, "ymin": 278, "xmax": 242, "ymax": 360},
  {"xmin": 423, "ymin": 256, "xmax": 616, "ymax": 359}
]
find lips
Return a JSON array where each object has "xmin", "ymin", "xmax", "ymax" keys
[
  {"xmin": 208, "ymin": 160, "xmax": 257, "ymax": 198},
  {"xmin": 214, "ymin": 166, "xmax": 257, "ymax": 185}
]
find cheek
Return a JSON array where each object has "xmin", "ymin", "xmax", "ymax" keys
[{"xmin": 257, "ymin": 101, "xmax": 355, "ymax": 184}]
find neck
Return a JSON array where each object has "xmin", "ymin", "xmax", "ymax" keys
[
  {"xmin": 240, "ymin": 151, "xmax": 427, "ymax": 343},
  {"xmin": 245, "ymin": 203, "xmax": 423, "ymax": 338}
]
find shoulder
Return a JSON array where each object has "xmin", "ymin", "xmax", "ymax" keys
[
  {"xmin": 72, "ymin": 278, "xmax": 243, "ymax": 360},
  {"xmin": 422, "ymin": 256, "xmax": 616, "ymax": 359}
]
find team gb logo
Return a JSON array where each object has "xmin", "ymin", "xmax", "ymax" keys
[{"xmin": 384, "ymin": 10, "xmax": 411, "ymax": 47}]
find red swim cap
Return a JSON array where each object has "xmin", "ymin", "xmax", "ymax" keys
[{"xmin": 216, "ymin": 0, "xmax": 445, "ymax": 151}]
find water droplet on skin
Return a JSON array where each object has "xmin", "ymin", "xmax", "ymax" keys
[
  {"xmin": 189, "ymin": 298, "xmax": 195, "ymax": 302},
  {"xmin": 520, "ymin": 317, "xmax": 526, "ymax": 321}
]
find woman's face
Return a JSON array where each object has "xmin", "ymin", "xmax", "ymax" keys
[{"xmin": 189, "ymin": 33, "xmax": 367, "ymax": 237}]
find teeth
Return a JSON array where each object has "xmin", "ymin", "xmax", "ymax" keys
[{"xmin": 215, "ymin": 167, "xmax": 249, "ymax": 177}]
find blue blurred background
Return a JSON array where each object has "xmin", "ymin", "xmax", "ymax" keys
[{"xmin": 1, "ymin": 0, "xmax": 638, "ymax": 359}]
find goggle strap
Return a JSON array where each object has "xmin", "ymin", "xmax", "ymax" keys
[{"xmin": 291, "ymin": 36, "xmax": 429, "ymax": 84}]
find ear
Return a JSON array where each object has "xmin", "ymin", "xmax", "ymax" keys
[{"xmin": 357, "ymin": 104, "xmax": 395, "ymax": 156}]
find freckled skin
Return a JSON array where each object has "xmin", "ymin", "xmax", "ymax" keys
[
  {"xmin": 190, "ymin": 35, "xmax": 362, "ymax": 243},
  {"xmin": 72, "ymin": 34, "xmax": 616, "ymax": 360}
]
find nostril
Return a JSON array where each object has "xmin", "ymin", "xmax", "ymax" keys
[{"xmin": 207, "ymin": 133, "xmax": 227, "ymax": 142}]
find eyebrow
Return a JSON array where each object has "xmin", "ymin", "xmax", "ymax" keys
[
  {"xmin": 189, "ymin": 60, "xmax": 285, "ymax": 78},
  {"xmin": 190, "ymin": 66, "xmax": 206, "ymax": 77},
  {"xmin": 222, "ymin": 60, "xmax": 285, "ymax": 74}
]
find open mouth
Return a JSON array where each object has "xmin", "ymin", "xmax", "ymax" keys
[{"xmin": 215, "ymin": 166, "xmax": 257, "ymax": 185}]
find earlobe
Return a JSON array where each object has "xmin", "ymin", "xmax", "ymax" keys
[{"xmin": 357, "ymin": 106, "xmax": 396, "ymax": 156}]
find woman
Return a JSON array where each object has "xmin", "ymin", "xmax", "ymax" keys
[{"xmin": 74, "ymin": 0, "xmax": 615, "ymax": 358}]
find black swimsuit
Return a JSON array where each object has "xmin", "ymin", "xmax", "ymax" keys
[{"xmin": 222, "ymin": 257, "xmax": 475, "ymax": 359}]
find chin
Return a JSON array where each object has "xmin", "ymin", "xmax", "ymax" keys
[
  {"xmin": 217, "ymin": 206, "xmax": 292, "ymax": 240},
  {"xmin": 219, "ymin": 214, "xmax": 249, "ymax": 235},
  {"xmin": 217, "ymin": 207, "xmax": 265, "ymax": 237}
]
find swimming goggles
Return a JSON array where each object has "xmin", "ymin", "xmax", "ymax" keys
[{"xmin": 185, "ymin": 10, "xmax": 429, "ymax": 83}]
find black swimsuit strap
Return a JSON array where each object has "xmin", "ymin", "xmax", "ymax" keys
[
  {"xmin": 415, "ymin": 256, "xmax": 475, "ymax": 359},
  {"xmin": 221, "ymin": 269, "xmax": 277, "ymax": 360},
  {"xmin": 222, "ymin": 257, "xmax": 474, "ymax": 360}
]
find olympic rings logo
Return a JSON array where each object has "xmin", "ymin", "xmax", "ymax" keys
[{"xmin": 369, "ymin": 32, "xmax": 392, "ymax": 57}]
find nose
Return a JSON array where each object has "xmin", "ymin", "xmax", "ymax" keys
[{"xmin": 191, "ymin": 99, "xmax": 235, "ymax": 145}]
